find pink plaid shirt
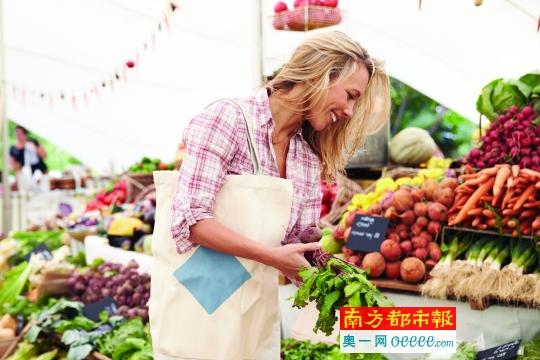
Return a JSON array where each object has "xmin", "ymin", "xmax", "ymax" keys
[{"xmin": 171, "ymin": 88, "xmax": 322, "ymax": 254}]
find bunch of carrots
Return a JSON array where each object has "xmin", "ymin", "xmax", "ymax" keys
[{"xmin": 448, "ymin": 164, "xmax": 540, "ymax": 236}]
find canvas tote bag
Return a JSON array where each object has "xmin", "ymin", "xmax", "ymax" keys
[{"xmin": 150, "ymin": 100, "xmax": 293, "ymax": 359}]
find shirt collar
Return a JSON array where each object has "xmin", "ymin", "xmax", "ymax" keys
[{"xmin": 257, "ymin": 88, "xmax": 304, "ymax": 138}]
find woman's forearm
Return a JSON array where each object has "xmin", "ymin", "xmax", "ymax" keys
[{"xmin": 189, "ymin": 218, "xmax": 276, "ymax": 266}]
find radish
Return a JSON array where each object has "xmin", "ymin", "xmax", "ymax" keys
[
  {"xmin": 414, "ymin": 202, "xmax": 428, "ymax": 217},
  {"xmin": 427, "ymin": 203, "xmax": 448, "ymax": 222},
  {"xmin": 348, "ymin": 255, "xmax": 362, "ymax": 267},
  {"xmin": 380, "ymin": 239, "xmax": 402, "ymax": 262},
  {"xmin": 399, "ymin": 210, "xmax": 416, "ymax": 225},
  {"xmin": 400, "ymin": 240, "xmax": 413, "ymax": 256},
  {"xmin": 385, "ymin": 261, "xmax": 401, "ymax": 280},
  {"xmin": 392, "ymin": 189, "xmax": 414, "ymax": 213},
  {"xmin": 412, "ymin": 236, "xmax": 428, "ymax": 249},
  {"xmin": 427, "ymin": 242, "xmax": 442, "ymax": 261},
  {"xmin": 413, "ymin": 248, "xmax": 428, "ymax": 261},
  {"xmin": 362, "ymin": 252, "xmax": 386, "ymax": 278},
  {"xmin": 400, "ymin": 257, "xmax": 426, "ymax": 284},
  {"xmin": 416, "ymin": 216, "xmax": 429, "ymax": 229},
  {"xmin": 427, "ymin": 221, "xmax": 441, "ymax": 235}
]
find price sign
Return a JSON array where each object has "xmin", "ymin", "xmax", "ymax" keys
[{"xmin": 346, "ymin": 215, "xmax": 389, "ymax": 252}]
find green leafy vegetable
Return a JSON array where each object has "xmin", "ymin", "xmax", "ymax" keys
[
  {"xmin": 280, "ymin": 338, "xmax": 388, "ymax": 360},
  {"xmin": 450, "ymin": 342, "xmax": 477, "ymax": 360},
  {"xmin": 293, "ymin": 258, "xmax": 393, "ymax": 336},
  {"xmin": 0, "ymin": 262, "xmax": 32, "ymax": 307}
]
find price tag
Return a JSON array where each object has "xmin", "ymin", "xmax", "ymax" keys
[
  {"xmin": 82, "ymin": 297, "xmax": 118, "ymax": 322},
  {"xmin": 476, "ymin": 339, "xmax": 521, "ymax": 360},
  {"xmin": 346, "ymin": 214, "xmax": 389, "ymax": 252}
]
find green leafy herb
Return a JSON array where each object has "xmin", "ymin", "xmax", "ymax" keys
[{"xmin": 293, "ymin": 258, "xmax": 393, "ymax": 336}]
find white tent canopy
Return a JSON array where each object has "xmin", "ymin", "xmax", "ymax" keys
[{"xmin": 3, "ymin": 0, "xmax": 540, "ymax": 171}]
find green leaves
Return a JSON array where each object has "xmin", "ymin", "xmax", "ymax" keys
[
  {"xmin": 476, "ymin": 72, "xmax": 540, "ymax": 122},
  {"xmin": 293, "ymin": 258, "xmax": 393, "ymax": 336}
]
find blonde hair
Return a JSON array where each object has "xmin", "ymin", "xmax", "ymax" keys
[{"xmin": 266, "ymin": 31, "xmax": 391, "ymax": 181}]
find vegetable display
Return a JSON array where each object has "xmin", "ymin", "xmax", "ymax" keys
[
  {"xmin": 281, "ymin": 338, "xmax": 388, "ymax": 360},
  {"xmin": 448, "ymin": 165, "xmax": 540, "ymax": 236},
  {"xmin": 466, "ymin": 105, "xmax": 540, "ymax": 170},
  {"xmin": 68, "ymin": 261, "xmax": 150, "ymax": 322}
]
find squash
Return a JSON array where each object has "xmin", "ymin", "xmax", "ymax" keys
[{"xmin": 389, "ymin": 127, "xmax": 437, "ymax": 166}]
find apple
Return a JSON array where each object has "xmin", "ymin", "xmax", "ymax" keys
[{"xmin": 274, "ymin": 1, "xmax": 288, "ymax": 13}]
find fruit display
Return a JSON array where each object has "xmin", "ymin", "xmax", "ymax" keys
[
  {"xmin": 448, "ymin": 165, "xmax": 540, "ymax": 236},
  {"xmin": 68, "ymin": 260, "xmax": 150, "ymax": 322}
]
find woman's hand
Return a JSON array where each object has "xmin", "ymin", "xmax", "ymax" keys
[{"xmin": 266, "ymin": 242, "xmax": 321, "ymax": 282}]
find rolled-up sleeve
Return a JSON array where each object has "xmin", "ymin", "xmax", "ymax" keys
[
  {"xmin": 283, "ymin": 177, "xmax": 322, "ymax": 245},
  {"xmin": 171, "ymin": 101, "xmax": 240, "ymax": 253}
]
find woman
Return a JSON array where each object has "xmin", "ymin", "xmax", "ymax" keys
[{"xmin": 150, "ymin": 31, "xmax": 391, "ymax": 360}]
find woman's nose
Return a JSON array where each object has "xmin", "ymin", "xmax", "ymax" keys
[{"xmin": 343, "ymin": 103, "xmax": 353, "ymax": 118}]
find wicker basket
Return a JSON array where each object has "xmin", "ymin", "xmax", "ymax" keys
[
  {"xmin": 123, "ymin": 173, "xmax": 155, "ymax": 203},
  {"xmin": 273, "ymin": 6, "xmax": 342, "ymax": 31}
]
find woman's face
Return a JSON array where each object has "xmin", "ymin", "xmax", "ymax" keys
[{"xmin": 306, "ymin": 63, "xmax": 370, "ymax": 131}]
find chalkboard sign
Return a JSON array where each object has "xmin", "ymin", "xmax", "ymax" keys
[
  {"xmin": 82, "ymin": 297, "xmax": 118, "ymax": 322},
  {"xmin": 476, "ymin": 339, "xmax": 521, "ymax": 360},
  {"xmin": 346, "ymin": 214, "xmax": 389, "ymax": 252},
  {"xmin": 24, "ymin": 243, "xmax": 52, "ymax": 261}
]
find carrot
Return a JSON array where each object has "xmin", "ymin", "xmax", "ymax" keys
[
  {"xmin": 479, "ymin": 167, "xmax": 499, "ymax": 176},
  {"xmin": 448, "ymin": 177, "xmax": 495, "ymax": 226},
  {"xmin": 493, "ymin": 165, "xmax": 511, "ymax": 197},
  {"xmin": 532, "ymin": 217, "xmax": 540, "ymax": 231},
  {"xmin": 480, "ymin": 195, "xmax": 492, "ymax": 202},
  {"xmin": 463, "ymin": 164, "xmax": 475, "ymax": 175},
  {"xmin": 491, "ymin": 188, "xmax": 504, "ymax": 207},
  {"xmin": 507, "ymin": 219, "xmax": 518, "ymax": 229},
  {"xmin": 502, "ymin": 208, "xmax": 518, "ymax": 216},
  {"xmin": 482, "ymin": 209, "xmax": 496, "ymax": 218},
  {"xmin": 472, "ymin": 216, "xmax": 481, "ymax": 227},
  {"xmin": 512, "ymin": 165, "xmax": 520, "ymax": 178},
  {"xmin": 513, "ymin": 184, "xmax": 536, "ymax": 210},
  {"xmin": 519, "ymin": 209, "xmax": 537, "ymax": 220},
  {"xmin": 477, "ymin": 224, "xmax": 488, "ymax": 230},
  {"xmin": 524, "ymin": 201, "xmax": 540, "ymax": 209},
  {"xmin": 501, "ymin": 189, "xmax": 515, "ymax": 209},
  {"xmin": 463, "ymin": 174, "xmax": 490, "ymax": 187},
  {"xmin": 487, "ymin": 218, "xmax": 497, "ymax": 228},
  {"xmin": 536, "ymin": 181, "xmax": 540, "ymax": 189},
  {"xmin": 459, "ymin": 173, "xmax": 481, "ymax": 180},
  {"xmin": 522, "ymin": 227, "xmax": 532, "ymax": 236},
  {"xmin": 506, "ymin": 177, "xmax": 514, "ymax": 189},
  {"xmin": 467, "ymin": 208, "xmax": 483, "ymax": 216},
  {"xmin": 456, "ymin": 185, "xmax": 475, "ymax": 194},
  {"xmin": 520, "ymin": 168, "xmax": 540, "ymax": 179},
  {"xmin": 512, "ymin": 229, "xmax": 519, "ymax": 237}
]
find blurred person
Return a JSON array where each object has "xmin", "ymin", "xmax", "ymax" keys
[
  {"xmin": 9, "ymin": 125, "xmax": 48, "ymax": 175},
  {"xmin": 150, "ymin": 31, "xmax": 391, "ymax": 359}
]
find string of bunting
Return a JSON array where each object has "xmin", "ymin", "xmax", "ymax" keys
[{"xmin": 6, "ymin": 1, "xmax": 178, "ymax": 110}]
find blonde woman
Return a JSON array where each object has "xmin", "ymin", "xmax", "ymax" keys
[{"xmin": 150, "ymin": 31, "xmax": 391, "ymax": 360}]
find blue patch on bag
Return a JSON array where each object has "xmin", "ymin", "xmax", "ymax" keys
[{"xmin": 173, "ymin": 246, "xmax": 251, "ymax": 314}]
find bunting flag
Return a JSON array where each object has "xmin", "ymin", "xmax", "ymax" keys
[{"xmin": 7, "ymin": 1, "xmax": 178, "ymax": 110}]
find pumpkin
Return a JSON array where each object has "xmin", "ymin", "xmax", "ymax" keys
[{"xmin": 389, "ymin": 127, "xmax": 437, "ymax": 166}]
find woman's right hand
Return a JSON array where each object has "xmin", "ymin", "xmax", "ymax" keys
[{"xmin": 266, "ymin": 242, "xmax": 321, "ymax": 282}]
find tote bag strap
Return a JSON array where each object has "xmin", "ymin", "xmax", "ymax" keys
[{"xmin": 205, "ymin": 98, "xmax": 262, "ymax": 175}]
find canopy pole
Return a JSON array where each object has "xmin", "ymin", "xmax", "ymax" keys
[
  {"xmin": 252, "ymin": 0, "xmax": 264, "ymax": 91},
  {"xmin": 0, "ymin": 0, "xmax": 11, "ymax": 234}
]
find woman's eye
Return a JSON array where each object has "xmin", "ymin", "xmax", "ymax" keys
[{"xmin": 347, "ymin": 92, "xmax": 353, "ymax": 101}]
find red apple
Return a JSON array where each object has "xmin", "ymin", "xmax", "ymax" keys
[{"xmin": 274, "ymin": 1, "xmax": 288, "ymax": 12}]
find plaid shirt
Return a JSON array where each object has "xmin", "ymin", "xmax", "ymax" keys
[{"xmin": 171, "ymin": 88, "xmax": 322, "ymax": 254}]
